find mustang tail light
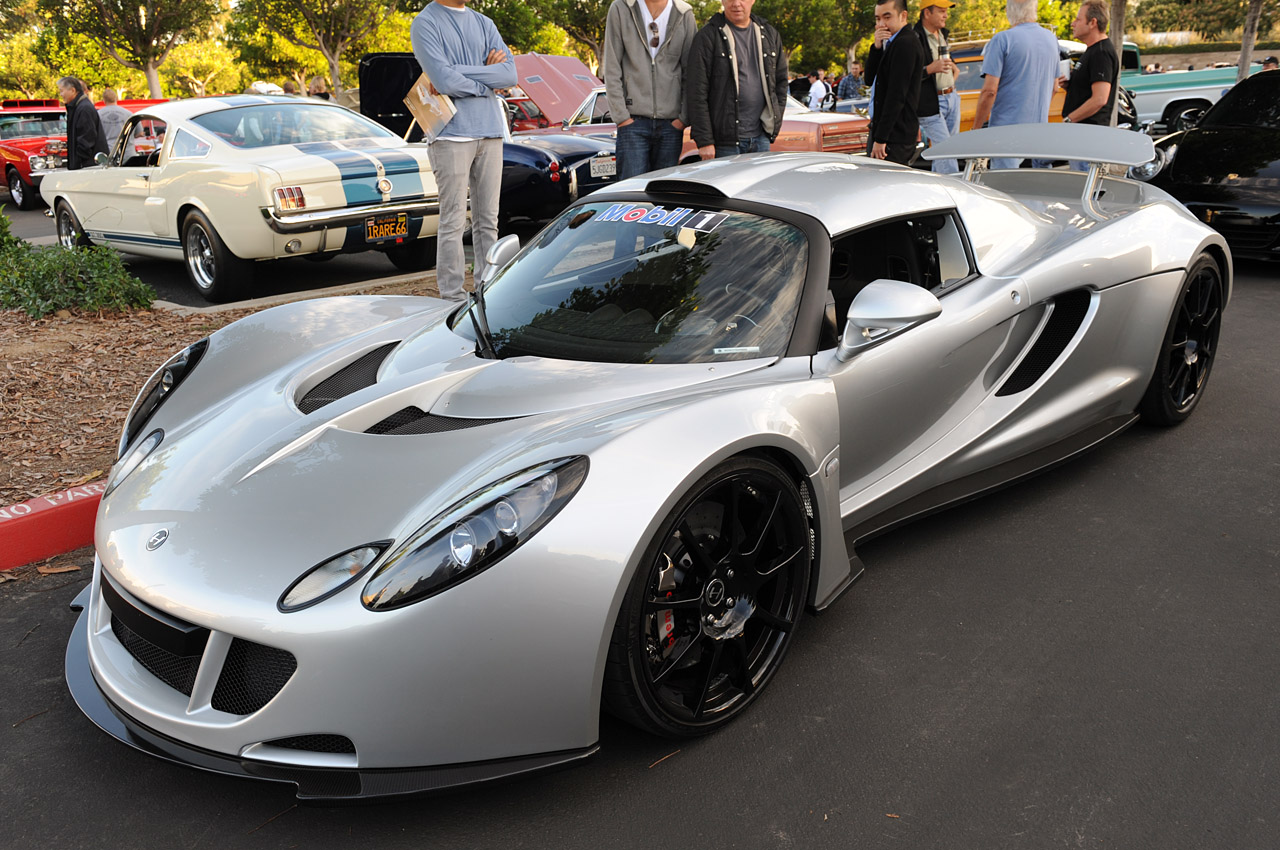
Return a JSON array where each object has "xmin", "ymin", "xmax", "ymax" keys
[
  {"xmin": 274, "ymin": 186, "xmax": 307, "ymax": 211},
  {"xmin": 549, "ymin": 161, "xmax": 561, "ymax": 183}
]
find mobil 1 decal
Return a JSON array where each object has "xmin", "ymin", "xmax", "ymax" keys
[{"xmin": 596, "ymin": 204, "xmax": 729, "ymax": 232}]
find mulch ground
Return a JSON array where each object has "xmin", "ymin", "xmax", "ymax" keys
[{"xmin": 0, "ymin": 276, "xmax": 448, "ymax": 507}]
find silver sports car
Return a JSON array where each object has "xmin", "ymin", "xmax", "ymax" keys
[{"xmin": 66, "ymin": 125, "xmax": 1230, "ymax": 801}]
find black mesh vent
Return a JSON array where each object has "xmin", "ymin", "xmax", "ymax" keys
[
  {"xmin": 298, "ymin": 342, "xmax": 399, "ymax": 414},
  {"xmin": 266, "ymin": 735, "xmax": 357, "ymax": 754},
  {"xmin": 111, "ymin": 615, "xmax": 201, "ymax": 696},
  {"xmin": 996, "ymin": 290, "xmax": 1092, "ymax": 397},
  {"xmin": 366, "ymin": 406, "xmax": 515, "ymax": 435},
  {"xmin": 211, "ymin": 639, "xmax": 297, "ymax": 715}
]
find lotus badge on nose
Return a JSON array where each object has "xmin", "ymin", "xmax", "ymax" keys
[{"xmin": 146, "ymin": 529, "xmax": 170, "ymax": 551}]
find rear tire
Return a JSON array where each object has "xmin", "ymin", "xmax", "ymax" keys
[
  {"xmin": 1139, "ymin": 254, "xmax": 1223, "ymax": 426},
  {"xmin": 386, "ymin": 236, "xmax": 437, "ymax": 272},
  {"xmin": 7, "ymin": 168, "xmax": 38, "ymax": 211},
  {"xmin": 603, "ymin": 455, "xmax": 813, "ymax": 738},
  {"xmin": 182, "ymin": 210, "xmax": 251, "ymax": 302},
  {"xmin": 55, "ymin": 200, "xmax": 90, "ymax": 248}
]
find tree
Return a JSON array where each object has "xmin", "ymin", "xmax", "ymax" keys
[
  {"xmin": 527, "ymin": 0, "xmax": 610, "ymax": 68},
  {"xmin": 233, "ymin": 0, "xmax": 399, "ymax": 91},
  {"xmin": 470, "ymin": 0, "xmax": 542, "ymax": 52},
  {"xmin": 1240, "ymin": 0, "xmax": 1265, "ymax": 81},
  {"xmin": 160, "ymin": 38, "xmax": 246, "ymax": 96},
  {"xmin": 39, "ymin": 0, "xmax": 220, "ymax": 97},
  {"xmin": 225, "ymin": 15, "xmax": 330, "ymax": 91},
  {"xmin": 34, "ymin": 26, "xmax": 150, "ymax": 97},
  {"xmin": 0, "ymin": 31, "xmax": 50, "ymax": 98},
  {"xmin": 1135, "ymin": 0, "xmax": 1279, "ymax": 40}
]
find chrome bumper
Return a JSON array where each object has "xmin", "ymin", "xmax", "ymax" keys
[{"xmin": 262, "ymin": 196, "xmax": 441, "ymax": 234}]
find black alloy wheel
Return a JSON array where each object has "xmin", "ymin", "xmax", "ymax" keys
[
  {"xmin": 7, "ymin": 168, "xmax": 37, "ymax": 211},
  {"xmin": 1140, "ymin": 254, "xmax": 1224, "ymax": 426},
  {"xmin": 605, "ymin": 456, "xmax": 813, "ymax": 737}
]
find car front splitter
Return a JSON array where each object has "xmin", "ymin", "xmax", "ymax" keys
[{"xmin": 64, "ymin": 586, "xmax": 598, "ymax": 803}]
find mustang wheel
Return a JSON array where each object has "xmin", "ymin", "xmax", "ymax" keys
[
  {"xmin": 54, "ymin": 201, "xmax": 90, "ymax": 248},
  {"xmin": 605, "ymin": 456, "xmax": 813, "ymax": 737},
  {"xmin": 386, "ymin": 236, "xmax": 438, "ymax": 272},
  {"xmin": 1140, "ymin": 254, "xmax": 1223, "ymax": 426},
  {"xmin": 7, "ymin": 168, "xmax": 38, "ymax": 211},
  {"xmin": 182, "ymin": 210, "xmax": 250, "ymax": 302}
]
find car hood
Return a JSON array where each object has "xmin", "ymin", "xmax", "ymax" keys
[
  {"xmin": 1162, "ymin": 125, "xmax": 1280, "ymax": 203},
  {"xmin": 97, "ymin": 297, "xmax": 771, "ymax": 607},
  {"xmin": 514, "ymin": 54, "xmax": 601, "ymax": 125},
  {"xmin": 505, "ymin": 132, "xmax": 613, "ymax": 158},
  {"xmin": 0, "ymin": 135, "xmax": 62, "ymax": 154}
]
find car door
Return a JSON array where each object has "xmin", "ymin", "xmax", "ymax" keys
[
  {"xmin": 812, "ymin": 212, "xmax": 1033, "ymax": 516},
  {"xmin": 80, "ymin": 115, "xmax": 166, "ymax": 246}
]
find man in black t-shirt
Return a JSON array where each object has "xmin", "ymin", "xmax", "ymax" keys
[{"xmin": 1058, "ymin": 0, "xmax": 1117, "ymax": 169}]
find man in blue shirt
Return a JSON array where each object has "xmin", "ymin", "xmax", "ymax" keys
[
  {"xmin": 411, "ymin": 0, "xmax": 516, "ymax": 301},
  {"xmin": 969, "ymin": 0, "xmax": 1058, "ymax": 169}
]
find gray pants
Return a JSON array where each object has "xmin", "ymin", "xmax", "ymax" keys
[{"xmin": 428, "ymin": 137, "xmax": 503, "ymax": 300}]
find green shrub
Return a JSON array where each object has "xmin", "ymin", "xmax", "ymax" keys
[
  {"xmin": 0, "ymin": 236, "xmax": 156, "ymax": 317},
  {"xmin": 0, "ymin": 204, "xmax": 23, "ymax": 254}
]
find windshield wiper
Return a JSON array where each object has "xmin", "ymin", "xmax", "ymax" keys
[{"xmin": 466, "ymin": 285, "xmax": 498, "ymax": 360}]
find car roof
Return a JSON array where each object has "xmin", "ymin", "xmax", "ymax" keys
[
  {"xmin": 599, "ymin": 153, "xmax": 961, "ymax": 235},
  {"xmin": 118, "ymin": 95, "xmax": 355, "ymax": 122}
]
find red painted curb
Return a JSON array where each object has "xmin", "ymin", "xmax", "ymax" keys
[{"xmin": 0, "ymin": 481, "xmax": 105, "ymax": 570}]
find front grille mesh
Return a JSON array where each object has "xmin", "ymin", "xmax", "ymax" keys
[
  {"xmin": 267, "ymin": 734, "xmax": 357, "ymax": 754},
  {"xmin": 298, "ymin": 342, "xmax": 398, "ymax": 413},
  {"xmin": 210, "ymin": 639, "xmax": 297, "ymax": 715},
  {"xmin": 111, "ymin": 615, "xmax": 202, "ymax": 696},
  {"xmin": 366, "ymin": 406, "xmax": 514, "ymax": 435}
]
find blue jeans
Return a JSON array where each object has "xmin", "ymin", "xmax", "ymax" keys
[
  {"xmin": 616, "ymin": 117, "xmax": 684, "ymax": 180},
  {"xmin": 714, "ymin": 134, "xmax": 771, "ymax": 158},
  {"xmin": 919, "ymin": 90, "xmax": 960, "ymax": 175}
]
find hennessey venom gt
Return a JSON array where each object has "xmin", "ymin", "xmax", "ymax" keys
[{"xmin": 66, "ymin": 125, "xmax": 1230, "ymax": 801}]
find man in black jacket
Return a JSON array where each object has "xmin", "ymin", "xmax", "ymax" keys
[
  {"xmin": 864, "ymin": 0, "xmax": 924, "ymax": 165},
  {"xmin": 686, "ymin": 0, "xmax": 789, "ymax": 160},
  {"xmin": 57, "ymin": 76, "xmax": 109, "ymax": 170}
]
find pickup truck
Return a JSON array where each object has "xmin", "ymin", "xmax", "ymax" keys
[{"xmin": 1119, "ymin": 43, "xmax": 1261, "ymax": 130}]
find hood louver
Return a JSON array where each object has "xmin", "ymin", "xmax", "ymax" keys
[
  {"xmin": 298, "ymin": 342, "xmax": 399, "ymax": 414},
  {"xmin": 366, "ymin": 406, "xmax": 515, "ymax": 435}
]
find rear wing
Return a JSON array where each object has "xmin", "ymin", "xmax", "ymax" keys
[{"xmin": 923, "ymin": 124, "xmax": 1156, "ymax": 220}]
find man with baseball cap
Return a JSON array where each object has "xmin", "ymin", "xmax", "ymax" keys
[
  {"xmin": 1264, "ymin": 56, "xmax": 1279, "ymax": 71},
  {"xmin": 913, "ymin": 0, "xmax": 959, "ymax": 174}
]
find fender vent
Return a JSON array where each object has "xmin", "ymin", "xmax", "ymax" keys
[
  {"xmin": 996, "ymin": 289, "xmax": 1092, "ymax": 397},
  {"xmin": 366, "ymin": 406, "xmax": 514, "ymax": 435},
  {"xmin": 266, "ymin": 735, "xmax": 356, "ymax": 754},
  {"xmin": 298, "ymin": 342, "xmax": 399, "ymax": 413}
]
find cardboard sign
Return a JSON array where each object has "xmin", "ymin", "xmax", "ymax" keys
[{"xmin": 404, "ymin": 72, "xmax": 457, "ymax": 143}]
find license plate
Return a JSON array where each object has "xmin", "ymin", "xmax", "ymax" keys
[
  {"xmin": 365, "ymin": 213, "xmax": 408, "ymax": 243},
  {"xmin": 590, "ymin": 156, "xmax": 616, "ymax": 178}
]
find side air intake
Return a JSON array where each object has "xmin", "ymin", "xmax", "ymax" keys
[
  {"xmin": 298, "ymin": 342, "xmax": 399, "ymax": 413},
  {"xmin": 996, "ymin": 289, "xmax": 1092, "ymax": 397},
  {"xmin": 365, "ymin": 407, "xmax": 515, "ymax": 435}
]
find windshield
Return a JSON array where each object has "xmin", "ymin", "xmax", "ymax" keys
[
  {"xmin": 191, "ymin": 104, "xmax": 397, "ymax": 148},
  {"xmin": 0, "ymin": 114, "xmax": 64, "ymax": 139},
  {"xmin": 454, "ymin": 201, "xmax": 810, "ymax": 364},
  {"xmin": 1200, "ymin": 75, "xmax": 1280, "ymax": 129}
]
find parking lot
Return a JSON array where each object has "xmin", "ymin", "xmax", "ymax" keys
[{"xmin": 1, "ymin": 258, "xmax": 1277, "ymax": 848}]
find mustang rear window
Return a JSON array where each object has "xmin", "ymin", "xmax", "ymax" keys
[
  {"xmin": 454, "ymin": 201, "xmax": 809, "ymax": 364},
  {"xmin": 191, "ymin": 105, "xmax": 397, "ymax": 148}
]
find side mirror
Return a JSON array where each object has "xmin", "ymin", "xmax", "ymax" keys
[
  {"xmin": 479, "ymin": 234, "xmax": 520, "ymax": 286},
  {"xmin": 94, "ymin": 152, "xmax": 110, "ymax": 167},
  {"xmin": 836, "ymin": 280, "xmax": 941, "ymax": 361},
  {"xmin": 562, "ymin": 118, "xmax": 570, "ymax": 130}
]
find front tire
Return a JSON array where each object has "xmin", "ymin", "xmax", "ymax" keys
[
  {"xmin": 1139, "ymin": 254, "xmax": 1223, "ymax": 426},
  {"xmin": 386, "ymin": 236, "xmax": 437, "ymax": 272},
  {"xmin": 55, "ymin": 200, "xmax": 90, "ymax": 248},
  {"xmin": 604, "ymin": 456, "xmax": 813, "ymax": 737},
  {"xmin": 182, "ymin": 210, "xmax": 250, "ymax": 302},
  {"xmin": 7, "ymin": 168, "xmax": 38, "ymax": 211}
]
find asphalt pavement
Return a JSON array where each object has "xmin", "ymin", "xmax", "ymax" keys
[{"xmin": 2, "ymin": 259, "xmax": 1278, "ymax": 848}]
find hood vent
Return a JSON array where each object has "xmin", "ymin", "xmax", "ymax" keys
[
  {"xmin": 298, "ymin": 342, "xmax": 399, "ymax": 414},
  {"xmin": 996, "ymin": 289, "xmax": 1092, "ymax": 397},
  {"xmin": 366, "ymin": 406, "xmax": 516, "ymax": 435}
]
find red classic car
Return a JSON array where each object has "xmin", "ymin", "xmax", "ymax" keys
[
  {"xmin": 1, "ymin": 98, "xmax": 164, "ymax": 210},
  {"xmin": 513, "ymin": 54, "xmax": 870, "ymax": 163}
]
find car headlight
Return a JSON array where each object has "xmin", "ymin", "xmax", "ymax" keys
[
  {"xmin": 104, "ymin": 429, "xmax": 163, "ymax": 497},
  {"xmin": 279, "ymin": 543, "xmax": 389, "ymax": 612},
  {"xmin": 362, "ymin": 457, "xmax": 589, "ymax": 611},
  {"xmin": 1129, "ymin": 143, "xmax": 1176, "ymax": 181},
  {"xmin": 119, "ymin": 339, "xmax": 208, "ymax": 457}
]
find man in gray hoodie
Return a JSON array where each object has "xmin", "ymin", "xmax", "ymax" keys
[{"xmin": 603, "ymin": 0, "xmax": 696, "ymax": 180}]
